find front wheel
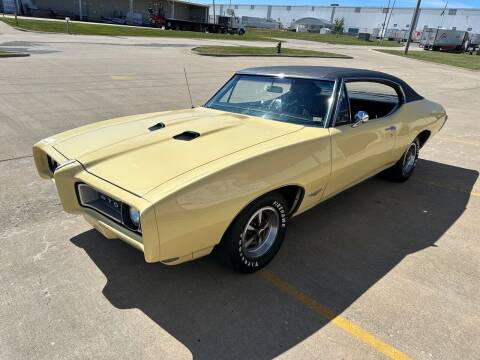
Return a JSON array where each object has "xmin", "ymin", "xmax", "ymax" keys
[
  {"xmin": 386, "ymin": 138, "xmax": 420, "ymax": 182},
  {"xmin": 216, "ymin": 192, "xmax": 288, "ymax": 273}
]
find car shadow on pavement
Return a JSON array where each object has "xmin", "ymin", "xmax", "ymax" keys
[{"xmin": 71, "ymin": 159, "xmax": 478, "ymax": 359}]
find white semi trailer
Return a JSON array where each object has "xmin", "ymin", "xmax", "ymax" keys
[{"xmin": 420, "ymin": 28, "xmax": 469, "ymax": 52}]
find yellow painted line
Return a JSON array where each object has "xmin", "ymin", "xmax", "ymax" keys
[
  {"xmin": 413, "ymin": 178, "xmax": 480, "ymax": 197},
  {"xmin": 257, "ymin": 270, "xmax": 411, "ymax": 360},
  {"xmin": 111, "ymin": 75, "xmax": 135, "ymax": 81}
]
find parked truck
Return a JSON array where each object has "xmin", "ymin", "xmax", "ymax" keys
[
  {"xmin": 147, "ymin": 1, "xmax": 245, "ymax": 35},
  {"xmin": 467, "ymin": 33, "xmax": 480, "ymax": 53},
  {"xmin": 420, "ymin": 28, "xmax": 469, "ymax": 52},
  {"xmin": 384, "ymin": 28, "xmax": 408, "ymax": 42}
]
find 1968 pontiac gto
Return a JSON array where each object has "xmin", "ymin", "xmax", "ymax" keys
[{"xmin": 33, "ymin": 66, "xmax": 447, "ymax": 273}]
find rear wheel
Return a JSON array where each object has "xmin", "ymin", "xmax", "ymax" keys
[
  {"xmin": 386, "ymin": 138, "xmax": 420, "ymax": 182},
  {"xmin": 216, "ymin": 192, "xmax": 288, "ymax": 273}
]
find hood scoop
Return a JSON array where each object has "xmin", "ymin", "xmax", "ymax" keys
[
  {"xmin": 173, "ymin": 131, "xmax": 200, "ymax": 141},
  {"xmin": 148, "ymin": 122, "xmax": 165, "ymax": 132}
]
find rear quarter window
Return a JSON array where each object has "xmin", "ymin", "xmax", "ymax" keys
[{"xmin": 345, "ymin": 81, "xmax": 401, "ymax": 119}]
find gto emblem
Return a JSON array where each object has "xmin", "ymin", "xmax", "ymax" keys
[{"xmin": 100, "ymin": 194, "xmax": 119, "ymax": 208}]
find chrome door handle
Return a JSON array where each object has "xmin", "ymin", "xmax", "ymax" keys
[{"xmin": 385, "ymin": 126, "xmax": 396, "ymax": 131}]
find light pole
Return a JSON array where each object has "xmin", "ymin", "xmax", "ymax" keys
[
  {"xmin": 405, "ymin": 0, "xmax": 422, "ymax": 54},
  {"xmin": 330, "ymin": 3, "xmax": 339, "ymax": 24}
]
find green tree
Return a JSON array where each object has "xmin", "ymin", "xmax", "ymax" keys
[{"xmin": 331, "ymin": 18, "xmax": 345, "ymax": 35}]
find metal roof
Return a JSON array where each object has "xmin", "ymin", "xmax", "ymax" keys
[
  {"xmin": 293, "ymin": 17, "xmax": 332, "ymax": 26},
  {"xmin": 236, "ymin": 66, "xmax": 423, "ymax": 102}
]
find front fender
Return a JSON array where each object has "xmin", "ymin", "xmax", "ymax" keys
[{"xmin": 148, "ymin": 128, "xmax": 331, "ymax": 263}]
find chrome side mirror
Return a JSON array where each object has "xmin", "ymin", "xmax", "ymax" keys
[{"xmin": 352, "ymin": 111, "xmax": 369, "ymax": 127}]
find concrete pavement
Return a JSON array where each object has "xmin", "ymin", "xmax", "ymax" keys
[{"xmin": 1, "ymin": 22, "xmax": 479, "ymax": 360}]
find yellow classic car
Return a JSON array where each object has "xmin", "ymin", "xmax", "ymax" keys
[{"xmin": 33, "ymin": 66, "xmax": 447, "ymax": 273}]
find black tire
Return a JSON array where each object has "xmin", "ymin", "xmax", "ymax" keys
[
  {"xmin": 385, "ymin": 138, "xmax": 420, "ymax": 182},
  {"xmin": 216, "ymin": 192, "xmax": 288, "ymax": 273}
]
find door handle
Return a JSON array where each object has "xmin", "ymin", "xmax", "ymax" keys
[{"xmin": 385, "ymin": 126, "xmax": 396, "ymax": 131}]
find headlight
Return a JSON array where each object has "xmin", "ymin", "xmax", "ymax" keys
[
  {"xmin": 129, "ymin": 207, "xmax": 140, "ymax": 227},
  {"xmin": 121, "ymin": 203, "xmax": 141, "ymax": 233}
]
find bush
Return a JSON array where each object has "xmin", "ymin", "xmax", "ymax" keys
[{"xmin": 332, "ymin": 18, "xmax": 344, "ymax": 35}]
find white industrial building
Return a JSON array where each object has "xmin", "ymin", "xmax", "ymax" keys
[
  {"xmin": 1, "ymin": 1, "xmax": 478, "ymax": 34},
  {"xmin": 212, "ymin": 4, "xmax": 480, "ymax": 33}
]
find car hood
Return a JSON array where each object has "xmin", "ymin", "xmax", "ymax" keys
[{"xmin": 53, "ymin": 108, "xmax": 302, "ymax": 196}]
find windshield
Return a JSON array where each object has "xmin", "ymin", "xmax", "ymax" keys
[{"xmin": 205, "ymin": 75, "xmax": 335, "ymax": 126}]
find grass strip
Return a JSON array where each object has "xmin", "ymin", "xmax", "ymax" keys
[
  {"xmin": 193, "ymin": 45, "xmax": 352, "ymax": 58},
  {"xmin": 376, "ymin": 49, "xmax": 480, "ymax": 70}
]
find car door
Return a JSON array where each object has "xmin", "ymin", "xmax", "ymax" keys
[{"xmin": 323, "ymin": 80, "xmax": 401, "ymax": 198}]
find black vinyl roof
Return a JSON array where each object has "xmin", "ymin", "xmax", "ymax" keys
[{"xmin": 236, "ymin": 66, "xmax": 423, "ymax": 102}]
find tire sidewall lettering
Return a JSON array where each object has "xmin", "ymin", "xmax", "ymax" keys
[
  {"xmin": 236, "ymin": 199, "xmax": 287, "ymax": 269},
  {"xmin": 272, "ymin": 201, "xmax": 287, "ymax": 228}
]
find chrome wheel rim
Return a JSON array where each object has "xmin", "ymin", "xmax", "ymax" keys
[
  {"xmin": 241, "ymin": 206, "xmax": 280, "ymax": 259},
  {"xmin": 403, "ymin": 143, "xmax": 418, "ymax": 176}
]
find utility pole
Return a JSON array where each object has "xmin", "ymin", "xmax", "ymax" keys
[
  {"xmin": 78, "ymin": 0, "xmax": 83, "ymax": 20},
  {"xmin": 380, "ymin": 0, "xmax": 391, "ymax": 42},
  {"xmin": 380, "ymin": 0, "xmax": 396, "ymax": 46},
  {"xmin": 14, "ymin": 0, "xmax": 19, "ymax": 25},
  {"xmin": 440, "ymin": 1, "xmax": 448, "ymax": 28},
  {"xmin": 212, "ymin": 0, "xmax": 216, "ymax": 24},
  {"xmin": 405, "ymin": 0, "xmax": 421, "ymax": 54}
]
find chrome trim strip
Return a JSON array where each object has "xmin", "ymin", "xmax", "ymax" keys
[
  {"xmin": 330, "ymin": 78, "xmax": 346, "ymax": 128},
  {"xmin": 323, "ymin": 78, "xmax": 340, "ymax": 128}
]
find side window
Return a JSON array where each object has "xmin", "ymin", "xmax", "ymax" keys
[
  {"xmin": 335, "ymin": 86, "xmax": 351, "ymax": 126},
  {"xmin": 345, "ymin": 81, "xmax": 400, "ymax": 120}
]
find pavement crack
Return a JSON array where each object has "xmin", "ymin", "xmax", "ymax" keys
[
  {"xmin": 0, "ymin": 155, "xmax": 33, "ymax": 163},
  {"xmin": 33, "ymin": 227, "xmax": 55, "ymax": 262}
]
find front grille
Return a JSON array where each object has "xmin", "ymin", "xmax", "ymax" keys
[
  {"xmin": 75, "ymin": 183, "xmax": 142, "ymax": 235},
  {"xmin": 76, "ymin": 184, "xmax": 123, "ymax": 223}
]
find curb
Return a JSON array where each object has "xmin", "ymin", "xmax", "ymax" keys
[
  {"xmin": 0, "ymin": 52, "xmax": 30, "ymax": 58},
  {"xmin": 194, "ymin": 53, "xmax": 353, "ymax": 58},
  {"xmin": 191, "ymin": 49, "xmax": 352, "ymax": 59}
]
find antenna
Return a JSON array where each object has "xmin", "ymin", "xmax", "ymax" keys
[{"xmin": 183, "ymin": 67, "xmax": 194, "ymax": 109}]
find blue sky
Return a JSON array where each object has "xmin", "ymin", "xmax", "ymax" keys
[{"xmin": 201, "ymin": 1, "xmax": 479, "ymax": 8}]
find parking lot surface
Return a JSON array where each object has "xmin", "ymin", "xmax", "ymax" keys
[{"xmin": 1, "ymin": 22, "xmax": 479, "ymax": 360}]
